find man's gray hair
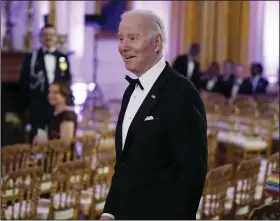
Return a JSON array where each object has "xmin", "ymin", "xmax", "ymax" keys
[{"xmin": 121, "ymin": 9, "xmax": 166, "ymax": 44}]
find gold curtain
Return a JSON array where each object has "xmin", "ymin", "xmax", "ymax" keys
[
  {"xmin": 49, "ymin": 0, "xmax": 56, "ymax": 27},
  {"xmin": 169, "ymin": 1, "xmax": 202, "ymax": 63},
  {"xmin": 169, "ymin": 1, "xmax": 251, "ymax": 70}
]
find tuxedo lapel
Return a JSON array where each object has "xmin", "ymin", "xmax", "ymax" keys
[
  {"xmin": 115, "ymin": 84, "xmax": 135, "ymax": 159},
  {"xmin": 37, "ymin": 49, "xmax": 48, "ymax": 79},
  {"xmin": 122, "ymin": 66, "xmax": 168, "ymax": 154},
  {"xmin": 54, "ymin": 53, "xmax": 60, "ymax": 78},
  {"xmin": 37, "ymin": 48, "xmax": 49, "ymax": 89}
]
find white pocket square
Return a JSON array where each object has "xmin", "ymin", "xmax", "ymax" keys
[{"xmin": 144, "ymin": 116, "xmax": 154, "ymax": 121}]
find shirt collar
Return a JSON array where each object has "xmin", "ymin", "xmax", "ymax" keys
[{"xmin": 138, "ymin": 57, "xmax": 166, "ymax": 91}]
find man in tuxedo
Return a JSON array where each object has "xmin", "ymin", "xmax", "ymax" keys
[
  {"xmin": 225, "ymin": 64, "xmax": 253, "ymax": 99},
  {"xmin": 19, "ymin": 24, "xmax": 72, "ymax": 143},
  {"xmin": 172, "ymin": 43, "xmax": 201, "ymax": 91},
  {"xmin": 250, "ymin": 63, "xmax": 269, "ymax": 94},
  {"xmin": 101, "ymin": 10, "xmax": 207, "ymax": 220}
]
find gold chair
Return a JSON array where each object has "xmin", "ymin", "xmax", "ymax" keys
[
  {"xmin": 232, "ymin": 95, "xmax": 257, "ymax": 108},
  {"xmin": 71, "ymin": 135, "xmax": 101, "ymax": 171},
  {"xmin": 232, "ymin": 158, "xmax": 261, "ymax": 219},
  {"xmin": 1, "ymin": 144, "xmax": 31, "ymax": 176},
  {"xmin": 262, "ymin": 152, "xmax": 280, "ymax": 205},
  {"xmin": 88, "ymin": 158, "xmax": 115, "ymax": 219},
  {"xmin": 1, "ymin": 167, "xmax": 43, "ymax": 219},
  {"xmin": 98, "ymin": 130, "xmax": 116, "ymax": 164},
  {"xmin": 198, "ymin": 164, "xmax": 234, "ymax": 219},
  {"xmin": 207, "ymin": 130, "xmax": 219, "ymax": 170},
  {"xmin": 30, "ymin": 140, "xmax": 68, "ymax": 195},
  {"xmin": 37, "ymin": 160, "xmax": 91, "ymax": 219}
]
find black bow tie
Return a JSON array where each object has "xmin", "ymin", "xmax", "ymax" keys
[{"xmin": 125, "ymin": 75, "xmax": 144, "ymax": 90}]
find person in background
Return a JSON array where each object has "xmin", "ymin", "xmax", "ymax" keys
[
  {"xmin": 33, "ymin": 81, "xmax": 77, "ymax": 145},
  {"xmin": 172, "ymin": 43, "xmax": 201, "ymax": 91},
  {"xmin": 250, "ymin": 62, "xmax": 269, "ymax": 94},
  {"xmin": 101, "ymin": 9, "xmax": 207, "ymax": 220},
  {"xmin": 19, "ymin": 24, "xmax": 72, "ymax": 143},
  {"xmin": 200, "ymin": 61, "xmax": 220, "ymax": 92},
  {"xmin": 225, "ymin": 64, "xmax": 253, "ymax": 99}
]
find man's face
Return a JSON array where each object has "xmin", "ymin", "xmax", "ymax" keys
[
  {"xmin": 191, "ymin": 47, "xmax": 200, "ymax": 59},
  {"xmin": 40, "ymin": 27, "xmax": 57, "ymax": 48},
  {"xmin": 222, "ymin": 62, "xmax": 233, "ymax": 75},
  {"xmin": 235, "ymin": 65, "xmax": 245, "ymax": 78},
  {"xmin": 118, "ymin": 15, "xmax": 160, "ymax": 76},
  {"xmin": 250, "ymin": 64, "xmax": 260, "ymax": 77}
]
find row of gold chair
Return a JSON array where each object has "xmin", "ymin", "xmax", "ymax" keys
[
  {"xmin": 197, "ymin": 153, "xmax": 279, "ymax": 220},
  {"xmin": 1, "ymin": 133, "xmax": 116, "ymax": 220},
  {"xmin": 2, "ymin": 159, "xmax": 114, "ymax": 219}
]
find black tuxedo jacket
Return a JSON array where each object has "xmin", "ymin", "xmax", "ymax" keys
[
  {"xmin": 172, "ymin": 54, "xmax": 201, "ymax": 91},
  {"xmin": 103, "ymin": 63, "xmax": 208, "ymax": 219},
  {"xmin": 224, "ymin": 77, "xmax": 253, "ymax": 98},
  {"xmin": 19, "ymin": 48, "xmax": 72, "ymax": 127},
  {"xmin": 200, "ymin": 74, "xmax": 226, "ymax": 94},
  {"xmin": 253, "ymin": 76, "xmax": 269, "ymax": 94}
]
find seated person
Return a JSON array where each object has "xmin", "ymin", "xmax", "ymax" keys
[
  {"xmin": 33, "ymin": 81, "xmax": 77, "ymax": 145},
  {"xmin": 200, "ymin": 62, "xmax": 221, "ymax": 92},
  {"xmin": 250, "ymin": 62, "xmax": 269, "ymax": 94},
  {"xmin": 224, "ymin": 64, "xmax": 253, "ymax": 99},
  {"xmin": 213, "ymin": 60, "xmax": 235, "ymax": 96}
]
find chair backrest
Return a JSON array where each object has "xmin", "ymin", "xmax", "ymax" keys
[
  {"xmin": 31, "ymin": 139, "xmax": 67, "ymax": 174},
  {"xmin": 207, "ymin": 130, "xmax": 218, "ymax": 170},
  {"xmin": 201, "ymin": 164, "xmax": 234, "ymax": 219},
  {"xmin": 234, "ymin": 158, "xmax": 261, "ymax": 218},
  {"xmin": 1, "ymin": 144, "xmax": 31, "ymax": 176},
  {"xmin": 48, "ymin": 160, "xmax": 91, "ymax": 219},
  {"xmin": 1, "ymin": 167, "xmax": 43, "ymax": 219}
]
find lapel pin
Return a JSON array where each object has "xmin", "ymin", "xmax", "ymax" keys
[{"xmin": 151, "ymin": 95, "xmax": 156, "ymax": 99}]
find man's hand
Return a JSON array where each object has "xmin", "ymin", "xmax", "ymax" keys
[{"xmin": 100, "ymin": 215, "xmax": 113, "ymax": 220}]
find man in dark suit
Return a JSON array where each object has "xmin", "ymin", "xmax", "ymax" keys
[
  {"xmin": 19, "ymin": 24, "xmax": 72, "ymax": 143},
  {"xmin": 224, "ymin": 64, "xmax": 253, "ymax": 98},
  {"xmin": 172, "ymin": 43, "xmax": 201, "ymax": 91},
  {"xmin": 250, "ymin": 62, "xmax": 269, "ymax": 94},
  {"xmin": 101, "ymin": 10, "xmax": 207, "ymax": 220}
]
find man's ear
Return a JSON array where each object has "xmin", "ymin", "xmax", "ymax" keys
[{"xmin": 154, "ymin": 34, "xmax": 162, "ymax": 53}]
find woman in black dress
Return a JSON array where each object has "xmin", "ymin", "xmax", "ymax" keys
[
  {"xmin": 47, "ymin": 81, "xmax": 77, "ymax": 143},
  {"xmin": 33, "ymin": 81, "xmax": 77, "ymax": 144}
]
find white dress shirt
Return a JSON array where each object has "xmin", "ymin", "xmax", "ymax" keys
[
  {"xmin": 43, "ymin": 47, "xmax": 56, "ymax": 84},
  {"xmin": 206, "ymin": 77, "xmax": 218, "ymax": 91},
  {"xmin": 187, "ymin": 56, "xmax": 195, "ymax": 79},
  {"xmin": 101, "ymin": 56, "xmax": 166, "ymax": 220},
  {"xmin": 231, "ymin": 78, "xmax": 243, "ymax": 98},
  {"xmin": 251, "ymin": 75, "xmax": 260, "ymax": 92}
]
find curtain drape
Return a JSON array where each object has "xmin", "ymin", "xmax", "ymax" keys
[
  {"xmin": 169, "ymin": 1, "xmax": 251, "ymax": 70},
  {"xmin": 49, "ymin": 0, "xmax": 56, "ymax": 26}
]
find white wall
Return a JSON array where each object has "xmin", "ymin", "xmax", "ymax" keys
[
  {"xmin": 263, "ymin": 1, "xmax": 279, "ymax": 82},
  {"xmin": 248, "ymin": 1, "xmax": 265, "ymax": 64}
]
